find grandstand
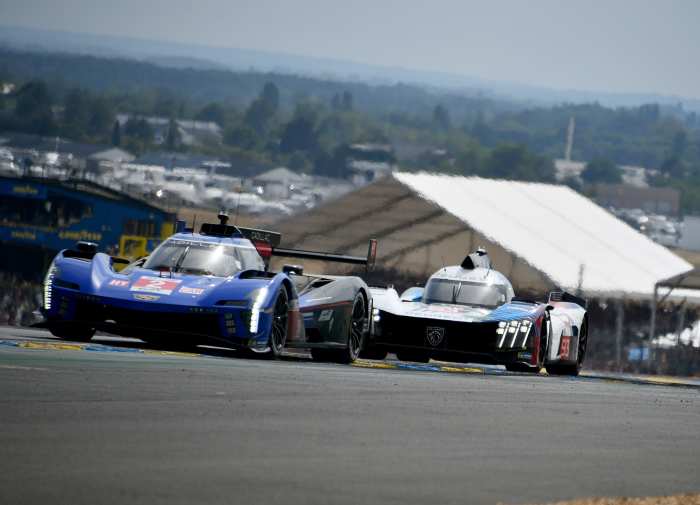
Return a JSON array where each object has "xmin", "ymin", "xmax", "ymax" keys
[{"xmin": 0, "ymin": 174, "xmax": 175, "ymax": 278}]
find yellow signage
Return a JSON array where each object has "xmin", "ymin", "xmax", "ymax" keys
[
  {"xmin": 58, "ymin": 230, "xmax": 102, "ymax": 242},
  {"xmin": 12, "ymin": 185, "xmax": 39, "ymax": 195},
  {"xmin": 11, "ymin": 230, "xmax": 37, "ymax": 240}
]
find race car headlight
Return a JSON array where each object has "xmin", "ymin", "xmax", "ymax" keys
[
  {"xmin": 43, "ymin": 261, "xmax": 57, "ymax": 310},
  {"xmin": 248, "ymin": 287, "xmax": 269, "ymax": 334},
  {"xmin": 372, "ymin": 307, "xmax": 381, "ymax": 323}
]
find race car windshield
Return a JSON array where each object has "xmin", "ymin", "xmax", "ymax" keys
[
  {"xmin": 423, "ymin": 279, "xmax": 506, "ymax": 308},
  {"xmin": 143, "ymin": 240, "xmax": 264, "ymax": 277}
]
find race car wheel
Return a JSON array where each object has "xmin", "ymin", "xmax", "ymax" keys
[
  {"xmin": 546, "ymin": 318, "xmax": 587, "ymax": 377},
  {"xmin": 312, "ymin": 293, "xmax": 367, "ymax": 364},
  {"xmin": 267, "ymin": 287, "xmax": 289, "ymax": 359},
  {"xmin": 48, "ymin": 323, "xmax": 95, "ymax": 342},
  {"xmin": 395, "ymin": 350, "xmax": 430, "ymax": 363},
  {"xmin": 344, "ymin": 293, "xmax": 367, "ymax": 363}
]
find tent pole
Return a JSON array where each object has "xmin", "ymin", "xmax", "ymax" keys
[
  {"xmin": 649, "ymin": 283, "xmax": 658, "ymax": 370},
  {"xmin": 615, "ymin": 298, "xmax": 625, "ymax": 372}
]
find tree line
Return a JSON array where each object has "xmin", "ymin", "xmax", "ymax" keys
[{"xmin": 1, "ymin": 47, "xmax": 700, "ymax": 212}]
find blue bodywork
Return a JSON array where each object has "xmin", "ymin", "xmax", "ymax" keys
[{"xmin": 41, "ymin": 232, "xmax": 294, "ymax": 350}]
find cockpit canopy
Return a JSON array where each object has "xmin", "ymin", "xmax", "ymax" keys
[
  {"xmin": 142, "ymin": 238, "xmax": 264, "ymax": 277},
  {"xmin": 420, "ymin": 265, "xmax": 514, "ymax": 309}
]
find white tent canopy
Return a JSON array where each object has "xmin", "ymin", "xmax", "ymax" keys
[
  {"xmin": 271, "ymin": 172, "xmax": 693, "ymax": 299},
  {"xmin": 394, "ymin": 172, "xmax": 692, "ymax": 297}
]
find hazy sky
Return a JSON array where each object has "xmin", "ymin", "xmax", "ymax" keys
[{"xmin": 1, "ymin": 0, "xmax": 699, "ymax": 98}]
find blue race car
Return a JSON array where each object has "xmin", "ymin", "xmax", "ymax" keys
[{"xmin": 41, "ymin": 212, "xmax": 377, "ymax": 363}]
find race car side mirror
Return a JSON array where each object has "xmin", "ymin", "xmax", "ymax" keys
[
  {"xmin": 545, "ymin": 305, "xmax": 555, "ymax": 311},
  {"xmin": 283, "ymin": 264, "xmax": 304, "ymax": 275}
]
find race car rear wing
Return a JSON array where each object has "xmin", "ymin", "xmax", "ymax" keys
[
  {"xmin": 548, "ymin": 290, "xmax": 587, "ymax": 309},
  {"xmin": 238, "ymin": 226, "xmax": 377, "ymax": 270}
]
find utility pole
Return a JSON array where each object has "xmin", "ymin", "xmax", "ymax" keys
[{"xmin": 565, "ymin": 116, "xmax": 575, "ymax": 161}]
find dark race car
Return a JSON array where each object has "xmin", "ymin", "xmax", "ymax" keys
[
  {"xmin": 364, "ymin": 249, "xmax": 589, "ymax": 375},
  {"xmin": 40, "ymin": 212, "xmax": 377, "ymax": 363}
]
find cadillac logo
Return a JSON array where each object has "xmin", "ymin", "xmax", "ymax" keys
[{"xmin": 426, "ymin": 326, "xmax": 445, "ymax": 347}]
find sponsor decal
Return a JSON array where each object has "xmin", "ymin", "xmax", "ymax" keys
[
  {"xmin": 109, "ymin": 279, "xmax": 129, "ymax": 287},
  {"xmin": 426, "ymin": 326, "xmax": 445, "ymax": 347},
  {"xmin": 179, "ymin": 286, "xmax": 205, "ymax": 295},
  {"xmin": 318, "ymin": 309, "xmax": 333, "ymax": 322},
  {"xmin": 133, "ymin": 294, "xmax": 160, "ymax": 301},
  {"xmin": 559, "ymin": 335, "xmax": 571, "ymax": 359},
  {"xmin": 130, "ymin": 276, "xmax": 181, "ymax": 295},
  {"xmin": 12, "ymin": 184, "xmax": 39, "ymax": 195},
  {"xmin": 11, "ymin": 230, "xmax": 37, "ymax": 240},
  {"xmin": 57, "ymin": 230, "xmax": 102, "ymax": 241},
  {"xmin": 517, "ymin": 351, "xmax": 532, "ymax": 361}
]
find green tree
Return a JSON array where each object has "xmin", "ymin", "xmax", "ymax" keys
[
  {"xmin": 288, "ymin": 151, "xmax": 313, "ymax": 173},
  {"xmin": 87, "ymin": 97, "xmax": 114, "ymax": 137},
  {"xmin": 341, "ymin": 91, "xmax": 353, "ymax": 111},
  {"xmin": 63, "ymin": 88, "xmax": 90, "ymax": 136},
  {"xmin": 223, "ymin": 124, "xmax": 259, "ymax": 150},
  {"xmin": 581, "ymin": 158, "xmax": 622, "ymax": 184},
  {"xmin": 433, "ymin": 104, "xmax": 451, "ymax": 130},
  {"xmin": 262, "ymin": 82, "xmax": 280, "ymax": 111},
  {"xmin": 244, "ymin": 82, "xmax": 279, "ymax": 134},
  {"xmin": 484, "ymin": 144, "xmax": 555, "ymax": 182},
  {"xmin": 166, "ymin": 118, "xmax": 181, "ymax": 150},
  {"xmin": 124, "ymin": 118, "xmax": 154, "ymax": 143},
  {"xmin": 331, "ymin": 93, "xmax": 342, "ymax": 110},
  {"xmin": 280, "ymin": 115, "xmax": 317, "ymax": 153},
  {"xmin": 196, "ymin": 103, "xmax": 226, "ymax": 127},
  {"xmin": 14, "ymin": 80, "xmax": 56, "ymax": 134},
  {"xmin": 111, "ymin": 120, "xmax": 122, "ymax": 146}
]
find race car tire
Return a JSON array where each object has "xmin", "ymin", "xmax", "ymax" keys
[
  {"xmin": 312, "ymin": 293, "xmax": 367, "ymax": 364},
  {"xmin": 395, "ymin": 350, "xmax": 430, "ymax": 363},
  {"xmin": 359, "ymin": 347, "xmax": 389, "ymax": 360},
  {"xmin": 266, "ymin": 287, "xmax": 289, "ymax": 359},
  {"xmin": 48, "ymin": 323, "xmax": 95, "ymax": 342},
  {"xmin": 546, "ymin": 318, "xmax": 588, "ymax": 377}
]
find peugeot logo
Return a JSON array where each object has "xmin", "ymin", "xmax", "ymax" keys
[{"xmin": 426, "ymin": 326, "xmax": 445, "ymax": 347}]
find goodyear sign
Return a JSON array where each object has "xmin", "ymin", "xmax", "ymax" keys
[{"xmin": 0, "ymin": 180, "xmax": 47, "ymax": 199}]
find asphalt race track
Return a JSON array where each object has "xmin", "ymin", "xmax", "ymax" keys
[{"xmin": 1, "ymin": 326, "xmax": 698, "ymax": 505}]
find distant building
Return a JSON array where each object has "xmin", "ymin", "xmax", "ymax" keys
[
  {"xmin": 555, "ymin": 159, "xmax": 651, "ymax": 188},
  {"xmin": 348, "ymin": 160, "xmax": 394, "ymax": 185},
  {"xmin": 252, "ymin": 167, "xmax": 307, "ymax": 199},
  {"xmin": 87, "ymin": 147, "xmax": 135, "ymax": 171},
  {"xmin": 345, "ymin": 143, "xmax": 396, "ymax": 185},
  {"xmin": 134, "ymin": 152, "xmax": 230, "ymax": 172},
  {"xmin": 594, "ymin": 184, "xmax": 680, "ymax": 216}
]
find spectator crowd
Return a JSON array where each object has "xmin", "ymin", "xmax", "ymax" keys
[{"xmin": 0, "ymin": 272, "xmax": 41, "ymax": 326}]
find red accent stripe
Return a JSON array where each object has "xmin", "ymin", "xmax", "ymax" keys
[{"xmin": 253, "ymin": 241, "xmax": 272, "ymax": 258}]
